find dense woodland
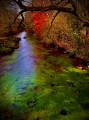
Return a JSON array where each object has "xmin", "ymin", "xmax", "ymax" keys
[{"xmin": 0, "ymin": 0, "xmax": 89, "ymax": 60}]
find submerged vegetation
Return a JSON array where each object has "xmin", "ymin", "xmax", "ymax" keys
[{"xmin": 0, "ymin": 36, "xmax": 89, "ymax": 120}]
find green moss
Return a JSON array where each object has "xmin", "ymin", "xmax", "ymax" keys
[
  {"xmin": 0, "ymin": 43, "xmax": 11, "ymax": 53},
  {"xmin": 8, "ymin": 36, "xmax": 13, "ymax": 41},
  {"xmin": 65, "ymin": 49, "xmax": 78, "ymax": 56},
  {"xmin": 0, "ymin": 36, "xmax": 89, "ymax": 120}
]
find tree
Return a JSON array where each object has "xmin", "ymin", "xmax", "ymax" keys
[
  {"xmin": 0, "ymin": 0, "xmax": 18, "ymax": 37},
  {"xmin": 32, "ymin": 11, "xmax": 47, "ymax": 36},
  {"xmin": 11, "ymin": 0, "xmax": 89, "ymax": 30}
]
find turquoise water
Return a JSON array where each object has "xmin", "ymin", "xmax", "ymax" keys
[
  {"xmin": 0, "ymin": 32, "xmax": 89, "ymax": 120},
  {"xmin": 0, "ymin": 32, "xmax": 36, "ymax": 119}
]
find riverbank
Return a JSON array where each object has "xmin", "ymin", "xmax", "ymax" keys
[
  {"xmin": 27, "ymin": 35, "xmax": 89, "ymax": 73},
  {"xmin": 48, "ymin": 42, "xmax": 89, "ymax": 67},
  {"xmin": 0, "ymin": 36, "xmax": 21, "ymax": 55},
  {"xmin": 36, "ymin": 12, "xmax": 89, "ymax": 63},
  {"xmin": 27, "ymin": 33, "xmax": 89, "ymax": 68}
]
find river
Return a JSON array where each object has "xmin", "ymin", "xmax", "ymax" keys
[{"xmin": 0, "ymin": 32, "xmax": 89, "ymax": 120}]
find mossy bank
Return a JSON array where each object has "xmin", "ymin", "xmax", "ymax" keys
[{"xmin": 0, "ymin": 36, "xmax": 21, "ymax": 55}]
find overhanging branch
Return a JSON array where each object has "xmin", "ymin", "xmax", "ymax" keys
[
  {"xmin": 12, "ymin": 0, "xmax": 74, "ymax": 13},
  {"xmin": 12, "ymin": 0, "xmax": 89, "ymax": 30},
  {"xmin": 10, "ymin": 9, "xmax": 26, "ymax": 28},
  {"xmin": 48, "ymin": 10, "xmax": 60, "ymax": 33},
  {"xmin": 18, "ymin": 12, "xmax": 24, "ymax": 28}
]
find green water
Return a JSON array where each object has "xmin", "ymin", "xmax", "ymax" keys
[{"xmin": 0, "ymin": 32, "xmax": 89, "ymax": 120}]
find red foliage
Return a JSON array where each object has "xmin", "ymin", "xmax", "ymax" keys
[{"xmin": 32, "ymin": 11, "xmax": 47, "ymax": 36}]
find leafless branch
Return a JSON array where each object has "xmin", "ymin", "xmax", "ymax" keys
[
  {"xmin": 56, "ymin": 0, "xmax": 69, "ymax": 6},
  {"xmin": 48, "ymin": 10, "xmax": 60, "ymax": 33},
  {"xmin": 18, "ymin": 12, "xmax": 24, "ymax": 28},
  {"xmin": 10, "ymin": 9, "xmax": 26, "ymax": 27}
]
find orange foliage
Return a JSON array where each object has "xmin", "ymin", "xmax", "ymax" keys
[{"xmin": 32, "ymin": 11, "xmax": 47, "ymax": 36}]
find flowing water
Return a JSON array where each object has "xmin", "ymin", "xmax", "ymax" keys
[{"xmin": 0, "ymin": 32, "xmax": 89, "ymax": 120}]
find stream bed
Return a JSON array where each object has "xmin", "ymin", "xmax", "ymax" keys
[{"xmin": 0, "ymin": 32, "xmax": 89, "ymax": 120}]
